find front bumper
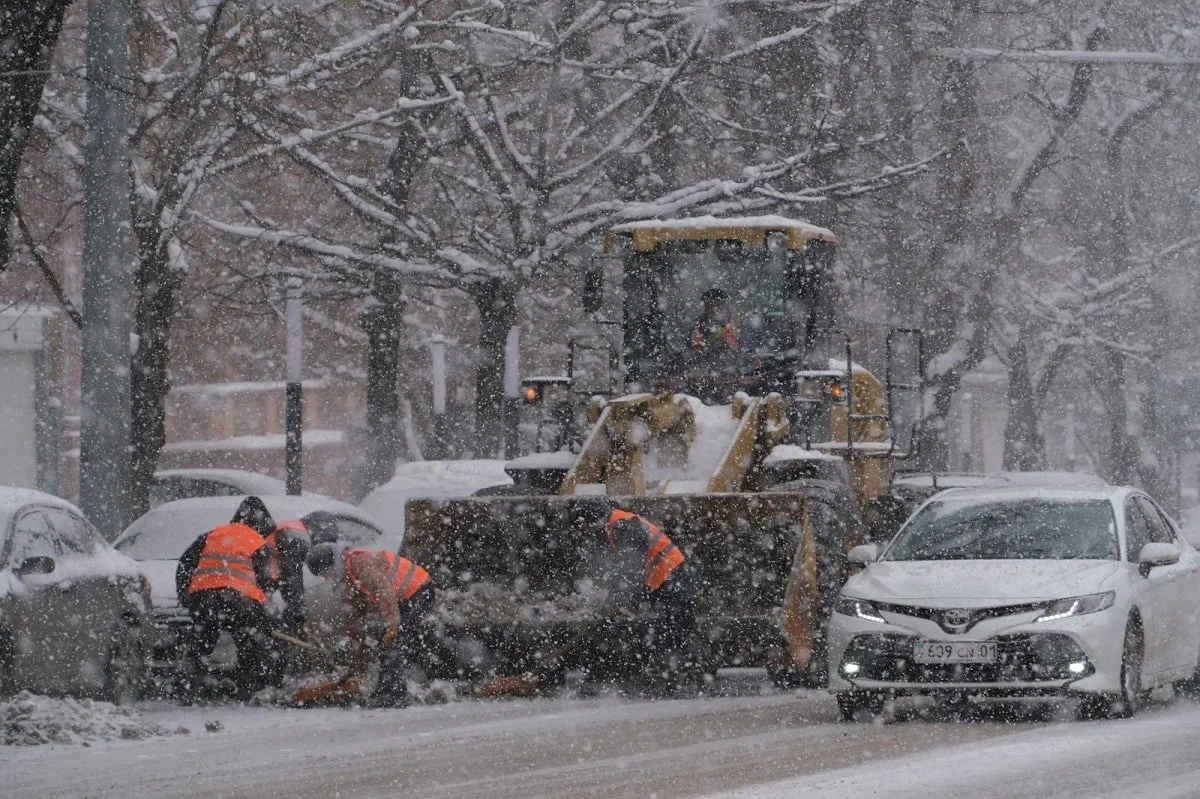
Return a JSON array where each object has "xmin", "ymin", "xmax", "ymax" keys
[{"xmin": 827, "ymin": 602, "xmax": 1125, "ymax": 697}]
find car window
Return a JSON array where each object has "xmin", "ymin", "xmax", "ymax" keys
[
  {"xmin": 885, "ymin": 498, "xmax": 1118, "ymax": 561},
  {"xmin": 1124, "ymin": 501, "xmax": 1152, "ymax": 561},
  {"xmin": 150, "ymin": 477, "xmax": 243, "ymax": 507},
  {"xmin": 334, "ymin": 516, "xmax": 383, "ymax": 545},
  {"xmin": 39, "ymin": 508, "xmax": 99, "ymax": 554},
  {"xmin": 1134, "ymin": 497, "xmax": 1175, "ymax": 546},
  {"xmin": 7, "ymin": 509, "xmax": 62, "ymax": 567}
]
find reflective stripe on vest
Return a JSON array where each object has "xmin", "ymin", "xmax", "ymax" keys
[
  {"xmin": 345, "ymin": 550, "xmax": 430, "ymax": 606},
  {"xmin": 188, "ymin": 523, "xmax": 268, "ymax": 603},
  {"xmin": 606, "ymin": 510, "xmax": 684, "ymax": 591}
]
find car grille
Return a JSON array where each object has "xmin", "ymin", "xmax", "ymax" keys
[
  {"xmin": 876, "ymin": 601, "xmax": 1045, "ymax": 634},
  {"xmin": 842, "ymin": 632, "xmax": 1090, "ymax": 684}
]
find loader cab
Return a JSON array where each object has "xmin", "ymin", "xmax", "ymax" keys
[{"xmin": 605, "ymin": 218, "xmax": 838, "ymax": 403}]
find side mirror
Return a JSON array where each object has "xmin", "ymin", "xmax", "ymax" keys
[
  {"xmin": 848, "ymin": 544, "xmax": 881, "ymax": 565},
  {"xmin": 1139, "ymin": 542, "xmax": 1179, "ymax": 577},
  {"xmin": 16, "ymin": 555, "xmax": 56, "ymax": 576},
  {"xmin": 582, "ymin": 268, "xmax": 603, "ymax": 314}
]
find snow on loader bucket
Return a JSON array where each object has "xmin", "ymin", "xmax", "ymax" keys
[{"xmin": 405, "ymin": 491, "xmax": 826, "ymax": 681}]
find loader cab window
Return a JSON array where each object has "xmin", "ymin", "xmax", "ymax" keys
[{"xmin": 622, "ymin": 238, "xmax": 835, "ymax": 394}]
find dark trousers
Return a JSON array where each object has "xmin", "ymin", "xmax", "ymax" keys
[
  {"xmin": 374, "ymin": 585, "xmax": 436, "ymax": 704},
  {"xmin": 185, "ymin": 589, "xmax": 281, "ymax": 697}
]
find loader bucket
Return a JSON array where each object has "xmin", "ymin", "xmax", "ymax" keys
[{"xmin": 405, "ymin": 492, "xmax": 832, "ymax": 676}]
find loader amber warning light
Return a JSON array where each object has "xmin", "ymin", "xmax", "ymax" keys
[
  {"xmin": 524, "ymin": 385, "xmax": 540, "ymax": 403},
  {"xmin": 829, "ymin": 382, "xmax": 845, "ymax": 400}
]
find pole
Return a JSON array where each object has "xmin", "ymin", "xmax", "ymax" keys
[
  {"xmin": 1065, "ymin": 403, "xmax": 1076, "ymax": 473},
  {"xmin": 503, "ymin": 326, "xmax": 520, "ymax": 457},
  {"xmin": 430, "ymin": 335, "xmax": 447, "ymax": 458},
  {"xmin": 79, "ymin": 0, "xmax": 133, "ymax": 537},
  {"xmin": 959, "ymin": 392, "xmax": 973, "ymax": 472},
  {"xmin": 285, "ymin": 279, "xmax": 303, "ymax": 494}
]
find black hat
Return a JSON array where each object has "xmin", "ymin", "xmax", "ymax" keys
[
  {"xmin": 301, "ymin": 510, "xmax": 340, "ymax": 546},
  {"xmin": 231, "ymin": 496, "xmax": 275, "ymax": 536},
  {"xmin": 701, "ymin": 288, "xmax": 728, "ymax": 306},
  {"xmin": 306, "ymin": 542, "xmax": 338, "ymax": 576},
  {"xmin": 571, "ymin": 497, "xmax": 612, "ymax": 529}
]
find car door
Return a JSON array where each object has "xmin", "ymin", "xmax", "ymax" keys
[
  {"xmin": 41, "ymin": 507, "xmax": 131, "ymax": 693},
  {"xmin": 3, "ymin": 506, "xmax": 68, "ymax": 692},
  {"xmin": 1137, "ymin": 496, "xmax": 1200, "ymax": 674},
  {"xmin": 1123, "ymin": 498, "xmax": 1173, "ymax": 678}
]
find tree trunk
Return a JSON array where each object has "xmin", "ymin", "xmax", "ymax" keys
[
  {"xmin": 359, "ymin": 271, "xmax": 405, "ymax": 498},
  {"xmin": 470, "ymin": 278, "xmax": 516, "ymax": 458},
  {"xmin": 128, "ymin": 245, "xmax": 183, "ymax": 519},
  {"xmin": 1002, "ymin": 338, "xmax": 1046, "ymax": 471},
  {"xmin": 0, "ymin": 0, "xmax": 71, "ymax": 268}
]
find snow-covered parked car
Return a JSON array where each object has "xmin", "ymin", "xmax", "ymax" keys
[
  {"xmin": 829, "ymin": 485, "xmax": 1200, "ymax": 720},
  {"xmin": 112, "ymin": 495, "xmax": 397, "ymax": 680},
  {"xmin": 149, "ymin": 468, "xmax": 298, "ymax": 508},
  {"xmin": 0, "ymin": 487, "xmax": 151, "ymax": 702}
]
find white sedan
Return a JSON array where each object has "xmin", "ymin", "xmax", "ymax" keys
[{"xmin": 828, "ymin": 485, "xmax": 1200, "ymax": 720}]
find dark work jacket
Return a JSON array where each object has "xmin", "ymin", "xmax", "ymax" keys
[{"xmin": 176, "ymin": 530, "xmax": 278, "ymax": 607}]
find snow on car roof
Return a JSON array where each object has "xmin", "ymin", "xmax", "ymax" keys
[
  {"xmin": 153, "ymin": 468, "xmax": 289, "ymax": 493},
  {"xmin": 115, "ymin": 494, "xmax": 386, "ymax": 560},
  {"xmin": 0, "ymin": 486, "xmax": 82, "ymax": 521},
  {"xmin": 359, "ymin": 459, "xmax": 513, "ymax": 539},
  {"xmin": 924, "ymin": 484, "xmax": 1132, "ymax": 505},
  {"xmin": 893, "ymin": 471, "xmax": 1107, "ymax": 489}
]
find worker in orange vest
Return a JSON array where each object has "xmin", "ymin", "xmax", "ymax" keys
[
  {"xmin": 176, "ymin": 496, "xmax": 281, "ymax": 699},
  {"xmin": 306, "ymin": 543, "xmax": 435, "ymax": 707},
  {"xmin": 551, "ymin": 499, "xmax": 704, "ymax": 697},
  {"xmin": 263, "ymin": 512, "xmax": 336, "ymax": 634}
]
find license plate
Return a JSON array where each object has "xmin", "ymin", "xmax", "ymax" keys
[{"xmin": 912, "ymin": 641, "xmax": 998, "ymax": 664}]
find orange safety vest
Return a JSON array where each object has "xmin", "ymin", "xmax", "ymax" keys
[
  {"xmin": 344, "ymin": 549, "xmax": 430, "ymax": 606},
  {"xmin": 606, "ymin": 510, "xmax": 685, "ymax": 591},
  {"xmin": 187, "ymin": 523, "xmax": 269, "ymax": 604}
]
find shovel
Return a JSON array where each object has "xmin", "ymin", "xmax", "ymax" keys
[{"xmin": 292, "ymin": 675, "xmax": 363, "ymax": 707}]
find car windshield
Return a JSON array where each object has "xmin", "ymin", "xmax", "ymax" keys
[
  {"xmin": 115, "ymin": 504, "xmax": 383, "ymax": 559},
  {"xmin": 885, "ymin": 498, "xmax": 1118, "ymax": 561}
]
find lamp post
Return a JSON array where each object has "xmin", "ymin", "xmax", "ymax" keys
[{"xmin": 285, "ymin": 278, "xmax": 303, "ymax": 494}]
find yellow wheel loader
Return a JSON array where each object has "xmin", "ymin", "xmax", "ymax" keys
[{"xmin": 406, "ymin": 216, "xmax": 923, "ymax": 687}]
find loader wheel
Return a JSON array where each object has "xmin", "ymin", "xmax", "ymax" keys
[{"xmin": 836, "ymin": 691, "xmax": 884, "ymax": 722}]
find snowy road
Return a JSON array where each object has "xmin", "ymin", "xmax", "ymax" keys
[{"xmin": 5, "ymin": 685, "xmax": 1200, "ymax": 798}]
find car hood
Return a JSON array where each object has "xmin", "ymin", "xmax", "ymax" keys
[
  {"xmin": 137, "ymin": 559, "xmax": 181, "ymax": 609},
  {"xmin": 845, "ymin": 559, "xmax": 1122, "ymax": 606}
]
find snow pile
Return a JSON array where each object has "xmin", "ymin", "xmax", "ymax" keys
[
  {"xmin": 432, "ymin": 581, "xmax": 605, "ymax": 626},
  {"xmin": 0, "ymin": 692, "xmax": 182, "ymax": 746}
]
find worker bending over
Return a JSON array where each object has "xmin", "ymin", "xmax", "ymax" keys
[
  {"xmin": 306, "ymin": 544, "xmax": 435, "ymax": 707},
  {"xmin": 176, "ymin": 496, "xmax": 281, "ymax": 699},
  {"xmin": 534, "ymin": 500, "xmax": 707, "ymax": 697}
]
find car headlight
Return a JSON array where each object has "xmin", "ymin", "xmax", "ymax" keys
[
  {"xmin": 1036, "ymin": 591, "xmax": 1115, "ymax": 623},
  {"xmin": 835, "ymin": 595, "xmax": 886, "ymax": 623}
]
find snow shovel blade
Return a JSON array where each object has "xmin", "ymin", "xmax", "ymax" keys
[
  {"xmin": 271, "ymin": 630, "xmax": 326, "ymax": 654},
  {"xmin": 293, "ymin": 676, "xmax": 362, "ymax": 707},
  {"xmin": 476, "ymin": 673, "xmax": 540, "ymax": 699}
]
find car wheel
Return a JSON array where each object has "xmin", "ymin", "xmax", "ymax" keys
[
  {"xmin": 836, "ymin": 690, "xmax": 883, "ymax": 722},
  {"xmin": 1079, "ymin": 618, "xmax": 1143, "ymax": 720},
  {"xmin": 103, "ymin": 620, "xmax": 147, "ymax": 705}
]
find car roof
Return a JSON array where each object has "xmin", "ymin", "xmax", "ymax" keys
[
  {"xmin": 923, "ymin": 484, "xmax": 1137, "ymax": 505},
  {"xmin": 153, "ymin": 468, "xmax": 290, "ymax": 493},
  {"xmin": 115, "ymin": 494, "xmax": 391, "ymax": 559},
  {"xmin": 892, "ymin": 471, "xmax": 1107, "ymax": 489}
]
